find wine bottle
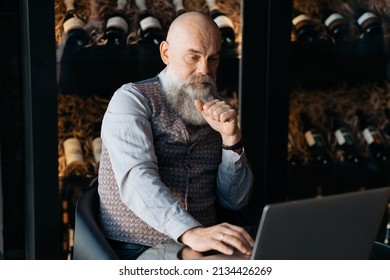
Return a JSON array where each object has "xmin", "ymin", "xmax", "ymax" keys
[
  {"xmin": 205, "ymin": 0, "xmax": 236, "ymax": 47},
  {"xmin": 357, "ymin": 109, "xmax": 388, "ymax": 161},
  {"xmin": 104, "ymin": 0, "xmax": 129, "ymax": 46},
  {"xmin": 300, "ymin": 111, "xmax": 332, "ymax": 164},
  {"xmin": 354, "ymin": 8, "xmax": 383, "ymax": 40},
  {"xmin": 85, "ymin": 0, "xmax": 101, "ymax": 30},
  {"xmin": 323, "ymin": 9, "xmax": 351, "ymax": 44},
  {"xmin": 62, "ymin": 0, "xmax": 89, "ymax": 48},
  {"xmin": 291, "ymin": 9, "xmax": 318, "ymax": 44},
  {"xmin": 205, "ymin": 0, "xmax": 219, "ymax": 12},
  {"xmin": 172, "ymin": 0, "xmax": 187, "ymax": 17},
  {"xmin": 137, "ymin": 10, "xmax": 164, "ymax": 45},
  {"xmin": 62, "ymin": 122, "xmax": 89, "ymax": 177},
  {"xmin": 209, "ymin": 9, "xmax": 236, "ymax": 47},
  {"xmin": 328, "ymin": 110, "xmax": 361, "ymax": 163}
]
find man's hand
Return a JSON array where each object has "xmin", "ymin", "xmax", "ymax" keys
[
  {"xmin": 179, "ymin": 222, "xmax": 254, "ymax": 256},
  {"xmin": 194, "ymin": 99, "xmax": 242, "ymax": 147}
]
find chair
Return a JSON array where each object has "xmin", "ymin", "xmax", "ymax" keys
[
  {"xmin": 369, "ymin": 241, "xmax": 390, "ymax": 260},
  {"xmin": 72, "ymin": 185, "xmax": 120, "ymax": 260}
]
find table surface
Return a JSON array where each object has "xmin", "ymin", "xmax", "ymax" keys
[{"xmin": 137, "ymin": 239, "xmax": 250, "ymax": 260}]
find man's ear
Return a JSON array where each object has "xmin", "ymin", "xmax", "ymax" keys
[{"xmin": 160, "ymin": 41, "xmax": 169, "ymax": 65}]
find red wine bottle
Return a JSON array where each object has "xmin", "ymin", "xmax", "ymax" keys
[
  {"xmin": 328, "ymin": 110, "xmax": 361, "ymax": 163},
  {"xmin": 104, "ymin": 0, "xmax": 129, "ymax": 46},
  {"xmin": 205, "ymin": 0, "xmax": 236, "ymax": 47},
  {"xmin": 323, "ymin": 9, "xmax": 351, "ymax": 44},
  {"xmin": 209, "ymin": 9, "xmax": 236, "ymax": 47},
  {"xmin": 62, "ymin": 121, "xmax": 89, "ymax": 177},
  {"xmin": 62, "ymin": 0, "xmax": 89, "ymax": 48},
  {"xmin": 357, "ymin": 109, "xmax": 388, "ymax": 161},
  {"xmin": 138, "ymin": 11, "xmax": 164, "ymax": 45},
  {"xmin": 354, "ymin": 8, "xmax": 383, "ymax": 40},
  {"xmin": 172, "ymin": 0, "xmax": 187, "ymax": 17},
  {"xmin": 291, "ymin": 9, "xmax": 318, "ymax": 44},
  {"xmin": 300, "ymin": 112, "xmax": 332, "ymax": 164}
]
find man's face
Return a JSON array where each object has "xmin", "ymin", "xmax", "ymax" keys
[
  {"xmin": 165, "ymin": 24, "xmax": 221, "ymax": 85},
  {"xmin": 160, "ymin": 16, "xmax": 222, "ymax": 125}
]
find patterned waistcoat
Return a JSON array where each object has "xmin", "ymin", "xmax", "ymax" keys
[{"xmin": 98, "ymin": 78, "xmax": 222, "ymax": 246}]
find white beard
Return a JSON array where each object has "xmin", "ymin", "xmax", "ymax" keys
[{"xmin": 160, "ymin": 69, "xmax": 218, "ymax": 125}]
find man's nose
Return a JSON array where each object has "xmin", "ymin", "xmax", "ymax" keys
[{"xmin": 197, "ymin": 59, "xmax": 210, "ymax": 76}]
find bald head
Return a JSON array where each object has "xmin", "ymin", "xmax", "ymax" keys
[
  {"xmin": 159, "ymin": 11, "xmax": 222, "ymax": 83},
  {"xmin": 166, "ymin": 11, "xmax": 221, "ymax": 45}
]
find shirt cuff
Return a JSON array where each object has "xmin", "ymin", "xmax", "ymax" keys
[
  {"xmin": 220, "ymin": 147, "xmax": 247, "ymax": 171},
  {"xmin": 163, "ymin": 212, "xmax": 202, "ymax": 243}
]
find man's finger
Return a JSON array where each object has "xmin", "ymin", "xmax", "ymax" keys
[{"xmin": 194, "ymin": 99, "xmax": 204, "ymax": 112}]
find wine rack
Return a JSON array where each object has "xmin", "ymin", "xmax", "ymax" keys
[
  {"xmin": 288, "ymin": 0, "xmax": 390, "ymax": 194},
  {"xmin": 57, "ymin": 94, "xmax": 108, "ymax": 259},
  {"xmin": 289, "ymin": 0, "xmax": 390, "ymax": 243}
]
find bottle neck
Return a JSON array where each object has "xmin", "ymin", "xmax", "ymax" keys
[
  {"xmin": 116, "ymin": 0, "xmax": 127, "ymax": 11},
  {"xmin": 324, "ymin": 12, "xmax": 347, "ymax": 29},
  {"xmin": 139, "ymin": 15, "xmax": 162, "ymax": 32},
  {"xmin": 64, "ymin": 0, "xmax": 75, "ymax": 12},
  {"xmin": 106, "ymin": 14, "xmax": 128, "ymax": 33},
  {"xmin": 356, "ymin": 11, "xmax": 378, "ymax": 27},
  {"xmin": 63, "ymin": 10, "xmax": 85, "ymax": 34},
  {"xmin": 292, "ymin": 13, "xmax": 312, "ymax": 27}
]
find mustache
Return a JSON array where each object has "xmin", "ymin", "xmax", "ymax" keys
[{"xmin": 185, "ymin": 75, "xmax": 214, "ymax": 85}]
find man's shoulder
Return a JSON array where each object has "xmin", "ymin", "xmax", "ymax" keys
[
  {"xmin": 135, "ymin": 76, "xmax": 160, "ymax": 85},
  {"xmin": 117, "ymin": 75, "xmax": 159, "ymax": 92}
]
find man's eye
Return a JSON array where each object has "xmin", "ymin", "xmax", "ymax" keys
[{"xmin": 188, "ymin": 55, "xmax": 199, "ymax": 61}]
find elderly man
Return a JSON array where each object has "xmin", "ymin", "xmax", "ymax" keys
[{"xmin": 98, "ymin": 11, "xmax": 254, "ymax": 260}]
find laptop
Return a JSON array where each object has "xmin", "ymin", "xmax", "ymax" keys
[
  {"xmin": 250, "ymin": 187, "xmax": 390, "ymax": 260},
  {"xmin": 137, "ymin": 187, "xmax": 390, "ymax": 260}
]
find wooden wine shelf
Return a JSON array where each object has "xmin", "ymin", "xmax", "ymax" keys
[
  {"xmin": 290, "ymin": 38, "xmax": 389, "ymax": 88},
  {"xmin": 288, "ymin": 158, "xmax": 390, "ymax": 200},
  {"xmin": 57, "ymin": 42, "xmax": 240, "ymax": 99}
]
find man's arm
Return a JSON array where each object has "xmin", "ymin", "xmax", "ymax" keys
[{"xmin": 194, "ymin": 99, "xmax": 254, "ymax": 209}]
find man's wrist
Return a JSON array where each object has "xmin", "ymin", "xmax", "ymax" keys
[{"xmin": 222, "ymin": 137, "xmax": 243, "ymax": 150}]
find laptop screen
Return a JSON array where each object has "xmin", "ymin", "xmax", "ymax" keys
[{"xmin": 251, "ymin": 187, "xmax": 390, "ymax": 260}]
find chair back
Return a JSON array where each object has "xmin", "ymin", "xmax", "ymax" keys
[
  {"xmin": 73, "ymin": 186, "xmax": 119, "ymax": 260},
  {"xmin": 370, "ymin": 241, "xmax": 390, "ymax": 260}
]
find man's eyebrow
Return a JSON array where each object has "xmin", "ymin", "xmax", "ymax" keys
[
  {"xmin": 186, "ymin": 48, "xmax": 201, "ymax": 54},
  {"xmin": 186, "ymin": 48, "xmax": 221, "ymax": 56}
]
